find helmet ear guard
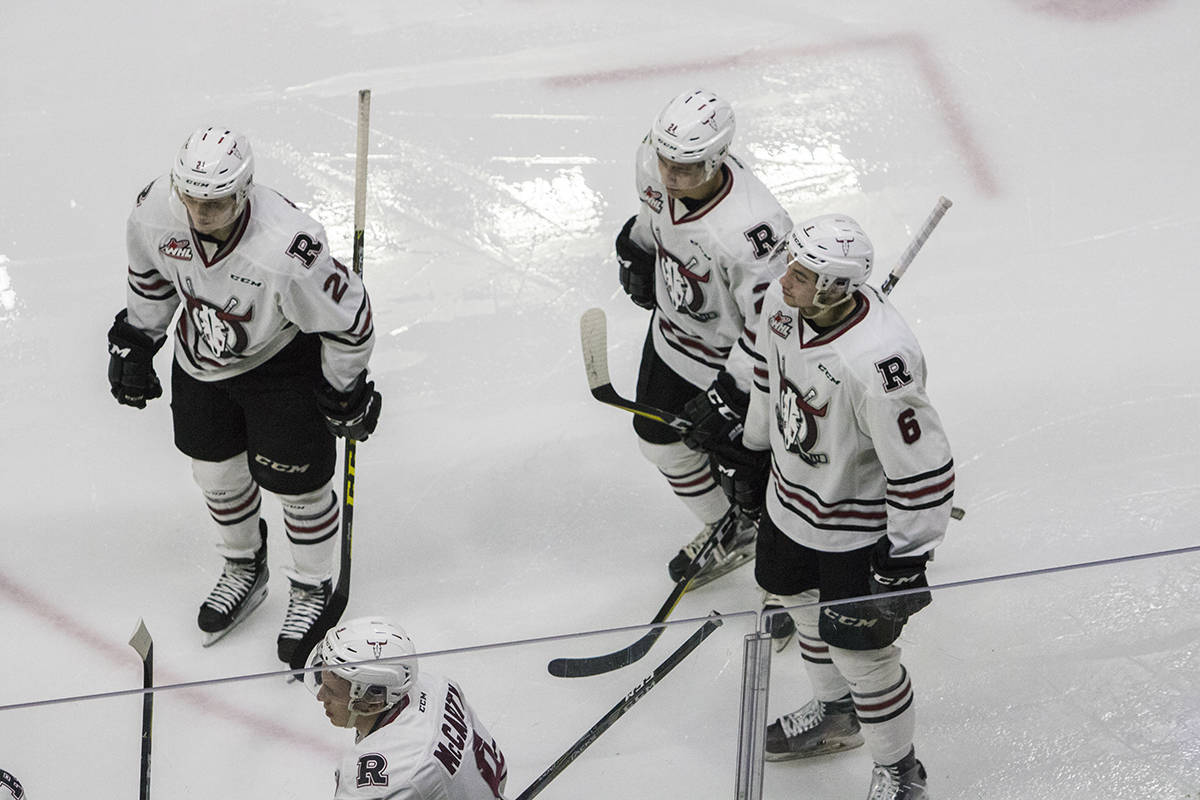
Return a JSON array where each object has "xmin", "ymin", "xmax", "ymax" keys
[{"xmin": 306, "ymin": 616, "xmax": 418, "ymax": 711}]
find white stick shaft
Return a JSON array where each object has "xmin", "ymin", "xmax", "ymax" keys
[
  {"xmin": 353, "ymin": 89, "xmax": 371, "ymax": 236},
  {"xmin": 881, "ymin": 196, "xmax": 952, "ymax": 295}
]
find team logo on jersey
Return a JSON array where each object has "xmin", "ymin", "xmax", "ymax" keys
[
  {"xmin": 640, "ymin": 185, "xmax": 664, "ymax": 214},
  {"xmin": 769, "ymin": 310, "xmax": 793, "ymax": 339},
  {"xmin": 356, "ymin": 754, "xmax": 389, "ymax": 788},
  {"xmin": 874, "ymin": 355, "xmax": 913, "ymax": 392},
  {"xmin": 652, "ymin": 227, "xmax": 716, "ymax": 322},
  {"xmin": 181, "ymin": 277, "xmax": 252, "ymax": 360},
  {"xmin": 744, "ymin": 222, "xmax": 780, "ymax": 259},
  {"xmin": 159, "ymin": 236, "xmax": 194, "ymax": 261},
  {"xmin": 775, "ymin": 353, "xmax": 829, "ymax": 466}
]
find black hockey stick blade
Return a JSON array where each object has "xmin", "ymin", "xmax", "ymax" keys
[
  {"xmin": 129, "ymin": 618, "xmax": 154, "ymax": 800},
  {"xmin": 519, "ymin": 614, "xmax": 724, "ymax": 800},
  {"xmin": 579, "ymin": 308, "xmax": 693, "ymax": 434},
  {"xmin": 547, "ymin": 507, "xmax": 737, "ymax": 678},
  {"xmin": 288, "ymin": 440, "xmax": 355, "ymax": 671}
]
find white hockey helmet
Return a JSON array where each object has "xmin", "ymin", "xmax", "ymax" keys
[
  {"xmin": 650, "ymin": 88, "xmax": 735, "ymax": 179},
  {"xmin": 306, "ymin": 616, "xmax": 418, "ymax": 710},
  {"xmin": 786, "ymin": 214, "xmax": 874, "ymax": 303},
  {"xmin": 170, "ymin": 126, "xmax": 254, "ymax": 212}
]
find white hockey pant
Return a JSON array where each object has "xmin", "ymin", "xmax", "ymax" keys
[
  {"xmin": 780, "ymin": 590, "xmax": 917, "ymax": 766},
  {"xmin": 637, "ymin": 439, "xmax": 729, "ymax": 524}
]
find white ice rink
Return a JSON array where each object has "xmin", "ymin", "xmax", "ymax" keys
[{"xmin": 2, "ymin": 1, "xmax": 1198, "ymax": 797}]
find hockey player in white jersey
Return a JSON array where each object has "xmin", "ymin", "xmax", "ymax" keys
[
  {"xmin": 307, "ymin": 617, "xmax": 507, "ymax": 800},
  {"xmin": 615, "ymin": 88, "xmax": 793, "ymax": 594},
  {"xmin": 710, "ymin": 215, "xmax": 953, "ymax": 798},
  {"xmin": 108, "ymin": 126, "xmax": 381, "ymax": 663}
]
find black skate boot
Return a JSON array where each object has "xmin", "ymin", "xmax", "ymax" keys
[
  {"xmin": 765, "ymin": 695, "xmax": 864, "ymax": 761},
  {"xmin": 866, "ymin": 748, "xmax": 929, "ymax": 799},
  {"xmin": 198, "ymin": 520, "xmax": 269, "ymax": 646},
  {"xmin": 276, "ymin": 576, "xmax": 331, "ymax": 663},
  {"xmin": 668, "ymin": 510, "xmax": 757, "ymax": 587}
]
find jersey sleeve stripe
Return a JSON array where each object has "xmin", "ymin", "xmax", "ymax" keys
[
  {"xmin": 886, "ymin": 474, "xmax": 955, "ymax": 501},
  {"xmin": 886, "ymin": 459, "xmax": 954, "ymax": 486},
  {"xmin": 886, "ymin": 493, "xmax": 954, "ymax": 512}
]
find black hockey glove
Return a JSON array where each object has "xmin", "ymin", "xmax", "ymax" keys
[
  {"xmin": 615, "ymin": 215, "xmax": 656, "ymax": 310},
  {"xmin": 107, "ymin": 309, "xmax": 164, "ymax": 409},
  {"xmin": 317, "ymin": 369, "xmax": 382, "ymax": 441},
  {"xmin": 710, "ymin": 442, "xmax": 770, "ymax": 520},
  {"xmin": 682, "ymin": 371, "xmax": 749, "ymax": 453},
  {"xmin": 868, "ymin": 535, "xmax": 932, "ymax": 621}
]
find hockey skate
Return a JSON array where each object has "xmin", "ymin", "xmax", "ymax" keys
[
  {"xmin": 198, "ymin": 520, "xmax": 269, "ymax": 647},
  {"xmin": 765, "ymin": 695, "xmax": 864, "ymax": 761},
  {"xmin": 669, "ymin": 511, "xmax": 757, "ymax": 589},
  {"xmin": 762, "ymin": 591, "xmax": 796, "ymax": 652},
  {"xmin": 276, "ymin": 576, "xmax": 331, "ymax": 664},
  {"xmin": 866, "ymin": 749, "xmax": 929, "ymax": 800}
]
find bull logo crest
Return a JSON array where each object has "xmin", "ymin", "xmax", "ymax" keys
[
  {"xmin": 653, "ymin": 227, "xmax": 716, "ymax": 322},
  {"xmin": 775, "ymin": 352, "xmax": 829, "ymax": 466},
  {"xmin": 181, "ymin": 278, "xmax": 252, "ymax": 360},
  {"xmin": 836, "ymin": 236, "xmax": 854, "ymax": 256},
  {"xmin": 367, "ymin": 637, "xmax": 388, "ymax": 659}
]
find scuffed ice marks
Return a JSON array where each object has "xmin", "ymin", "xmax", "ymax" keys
[
  {"xmin": 485, "ymin": 166, "xmax": 604, "ymax": 261},
  {"xmin": 0, "ymin": 256, "xmax": 18, "ymax": 321}
]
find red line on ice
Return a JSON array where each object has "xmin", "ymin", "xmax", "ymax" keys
[
  {"xmin": 547, "ymin": 33, "xmax": 999, "ymax": 197},
  {"xmin": 0, "ymin": 571, "xmax": 337, "ymax": 757}
]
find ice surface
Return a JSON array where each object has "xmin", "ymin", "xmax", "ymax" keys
[{"xmin": 2, "ymin": 1, "xmax": 1198, "ymax": 797}]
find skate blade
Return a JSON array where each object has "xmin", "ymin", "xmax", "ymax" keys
[
  {"xmin": 772, "ymin": 631, "xmax": 795, "ymax": 653},
  {"xmin": 199, "ymin": 585, "xmax": 268, "ymax": 648},
  {"xmin": 763, "ymin": 735, "xmax": 865, "ymax": 762},
  {"xmin": 683, "ymin": 551, "xmax": 755, "ymax": 593}
]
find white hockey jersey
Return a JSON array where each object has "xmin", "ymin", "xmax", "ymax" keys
[
  {"xmin": 124, "ymin": 177, "xmax": 374, "ymax": 392},
  {"xmin": 333, "ymin": 673, "xmax": 507, "ymax": 800},
  {"xmin": 743, "ymin": 283, "xmax": 954, "ymax": 557},
  {"xmin": 629, "ymin": 140, "xmax": 792, "ymax": 392}
]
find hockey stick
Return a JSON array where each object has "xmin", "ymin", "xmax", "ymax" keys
[
  {"xmin": 520, "ymin": 615, "xmax": 723, "ymax": 800},
  {"xmin": 547, "ymin": 505, "xmax": 739, "ymax": 678},
  {"xmin": 880, "ymin": 196, "xmax": 952, "ymax": 295},
  {"xmin": 289, "ymin": 88, "xmax": 371, "ymax": 671},
  {"xmin": 580, "ymin": 307, "xmax": 692, "ymax": 434},
  {"xmin": 129, "ymin": 619, "xmax": 154, "ymax": 800}
]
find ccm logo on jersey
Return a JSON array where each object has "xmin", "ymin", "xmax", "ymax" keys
[
  {"xmin": 874, "ymin": 355, "xmax": 913, "ymax": 392},
  {"xmin": 160, "ymin": 236, "xmax": 194, "ymax": 261},
  {"xmin": 769, "ymin": 310, "xmax": 793, "ymax": 339}
]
